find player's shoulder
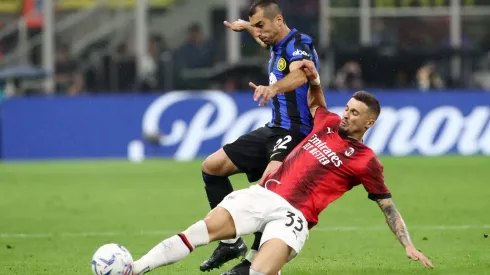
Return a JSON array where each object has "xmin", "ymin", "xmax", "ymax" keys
[
  {"xmin": 285, "ymin": 31, "xmax": 313, "ymax": 47},
  {"xmin": 315, "ymin": 107, "xmax": 340, "ymax": 120},
  {"xmin": 355, "ymin": 146, "xmax": 383, "ymax": 169},
  {"xmin": 313, "ymin": 108, "xmax": 341, "ymax": 130},
  {"xmin": 284, "ymin": 31, "xmax": 317, "ymax": 62},
  {"xmin": 285, "ymin": 32, "xmax": 313, "ymax": 55},
  {"xmin": 347, "ymin": 139, "xmax": 377, "ymax": 160},
  {"xmin": 348, "ymin": 148, "xmax": 383, "ymax": 178},
  {"xmin": 298, "ymin": 32, "xmax": 314, "ymax": 44}
]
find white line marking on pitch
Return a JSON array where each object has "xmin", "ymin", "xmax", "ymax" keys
[
  {"xmin": 1, "ymin": 225, "xmax": 489, "ymax": 239},
  {"xmin": 314, "ymin": 225, "xmax": 490, "ymax": 231}
]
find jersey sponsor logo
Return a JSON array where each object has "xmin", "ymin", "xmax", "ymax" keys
[
  {"xmin": 277, "ymin": 58, "xmax": 287, "ymax": 71},
  {"xmin": 326, "ymin": 127, "xmax": 334, "ymax": 134},
  {"xmin": 292, "ymin": 49, "xmax": 310, "ymax": 57},
  {"xmin": 302, "ymin": 134, "xmax": 343, "ymax": 167},
  {"xmin": 140, "ymin": 92, "xmax": 490, "ymax": 161}
]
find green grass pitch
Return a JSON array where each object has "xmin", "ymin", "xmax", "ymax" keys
[{"xmin": 1, "ymin": 157, "xmax": 489, "ymax": 274}]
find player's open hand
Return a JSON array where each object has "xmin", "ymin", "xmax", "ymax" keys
[
  {"xmin": 405, "ymin": 246, "xmax": 434, "ymax": 268},
  {"xmin": 249, "ymin": 82, "xmax": 277, "ymax": 106},
  {"xmin": 223, "ymin": 19, "xmax": 251, "ymax": 32}
]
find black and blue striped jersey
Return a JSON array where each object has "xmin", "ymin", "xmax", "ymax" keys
[{"xmin": 267, "ymin": 28, "xmax": 319, "ymax": 136}]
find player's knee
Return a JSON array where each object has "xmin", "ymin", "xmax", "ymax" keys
[
  {"xmin": 202, "ymin": 155, "xmax": 218, "ymax": 175},
  {"xmin": 181, "ymin": 220, "xmax": 210, "ymax": 248},
  {"xmin": 202, "ymin": 149, "xmax": 237, "ymax": 176},
  {"xmin": 203, "ymin": 207, "xmax": 237, "ymax": 242}
]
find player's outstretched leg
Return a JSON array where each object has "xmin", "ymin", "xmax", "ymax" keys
[
  {"xmin": 133, "ymin": 206, "xmax": 238, "ymax": 275},
  {"xmin": 200, "ymin": 148, "xmax": 248, "ymax": 271}
]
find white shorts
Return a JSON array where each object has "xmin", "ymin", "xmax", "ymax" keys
[{"xmin": 218, "ymin": 185, "xmax": 309, "ymax": 261}]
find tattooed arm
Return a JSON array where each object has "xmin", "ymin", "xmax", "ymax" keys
[
  {"xmin": 361, "ymin": 157, "xmax": 433, "ymax": 267},
  {"xmin": 376, "ymin": 198, "xmax": 434, "ymax": 267},
  {"xmin": 376, "ymin": 198, "xmax": 413, "ymax": 247}
]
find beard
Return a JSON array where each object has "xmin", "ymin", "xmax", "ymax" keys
[
  {"xmin": 338, "ymin": 126, "xmax": 358, "ymax": 141},
  {"xmin": 338, "ymin": 126, "xmax": 349, "ymax": 137}
]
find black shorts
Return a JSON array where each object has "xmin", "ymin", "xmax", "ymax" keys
[{"xmin": 223, "ymin": 126, "xmax": 306, "ymax": 183}]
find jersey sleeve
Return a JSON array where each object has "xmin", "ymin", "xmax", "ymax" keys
[
  {"xmin": 313, "ymin": 107, "xmax": 341, "ymax": 130},
  {"xmin": 359, "ymin": 156, "xmax": 392, "ymax": 201},
  {"xmin": 285, "ymin": 34, "xmax": 315, "ymax": 63}
]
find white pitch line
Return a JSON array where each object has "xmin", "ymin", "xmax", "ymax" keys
[
  {"xmin": 1, "ymin": 225, "xmax": 489, "ymax": 239},
  {"xmin": 313, "ymin": 224, "xmax": 490, "ymax": 231}
]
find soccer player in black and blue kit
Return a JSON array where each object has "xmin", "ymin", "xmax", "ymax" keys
[{"xmin": 200, "ymin": 1, "xmax": 319, "ymax": 274}]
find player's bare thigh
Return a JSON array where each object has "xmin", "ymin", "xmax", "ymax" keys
[
  {"xmin": 203, "ymin": 206, "xmax": 238, "ymax": 242},
  {"xmin": 202, "ymin": 148, "xmax": 241, "ymax": 176},
  {"xmin": 261, "ymin": 160, "xmax": 282, "ymax": 181},
  {"xmin": 251, "ymin": 238, "xmax": 291, "ymax": 274}
]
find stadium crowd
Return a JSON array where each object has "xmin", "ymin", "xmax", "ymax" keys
[{"xmin": 1, "ymin": 0, "xmax": 489, "ymax": 96}]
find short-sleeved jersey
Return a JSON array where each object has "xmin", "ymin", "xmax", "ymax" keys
[
  {"xmin": 260, "ymin": 107, "xmax": 391, "ymax": 228},
  {"xmin": 267, "ymin": 29, "xmax": 319, "ymax": 136}
]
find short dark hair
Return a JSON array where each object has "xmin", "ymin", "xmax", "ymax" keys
[
  {"xmin": 352, "ymin": 91, "xmax": 381, "ymax": 119},
  {"xmin": 248, "ymin": 0, "xmax": 282, "ymax": 20}
]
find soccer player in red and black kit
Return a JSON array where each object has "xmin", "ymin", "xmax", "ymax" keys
[
  {"xmin": 130, "ymin": 60, "xmax": 434, "ymax": 275},
  {"xmin": 200, "ymin": 0, "xmax": 319, "ymax": 273}
]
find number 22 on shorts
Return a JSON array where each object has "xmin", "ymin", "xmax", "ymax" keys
[{"xmin": 273, "ymin": 135, "xmax": 292, "ymax": 151}]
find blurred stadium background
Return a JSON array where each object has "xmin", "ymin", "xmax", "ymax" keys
[{"xmin": 0, "ymin": 1, "xmax": 489, "ymax": 274}]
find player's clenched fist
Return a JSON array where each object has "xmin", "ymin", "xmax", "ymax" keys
[
  {"xmin": 405, "ymin": 246, "xmax": 434, "ymax": 268},
  {"xmin": 298, "ymin": 60, "xmax": 321, "ymax": 86},
  {"xmin": 223, "ymin": 19, "xmax": 251, "ymax": 32},
  {"xmin": 249, "ymin": 82, "xmax": 277, "ymax": 107}
]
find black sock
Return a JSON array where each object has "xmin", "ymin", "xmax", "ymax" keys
[
  {"xmin": 202, "ymin": 171, "xmax": 234, "ymax": 209},
  {"xmin": 251, "ymin": 232, "xmax": 262, "ymax": 251}
]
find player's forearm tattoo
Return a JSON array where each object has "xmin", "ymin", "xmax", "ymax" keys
[{"xmin": 376, "ymin": 198, "xmax": 413, "ymax": 248}]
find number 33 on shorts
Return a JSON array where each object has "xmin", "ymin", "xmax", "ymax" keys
[
  {"xmin": 263, "ymin": 208, "xmax": 309, "ymax": 260},
  {"xmin": 285, "ymin": 210, "xmax": 304, "ymax": 239}
]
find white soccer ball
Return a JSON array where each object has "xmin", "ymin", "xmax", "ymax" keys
[{"xmin": 91, "ymin": 243, "xmax": 134, "ymax": 275}]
